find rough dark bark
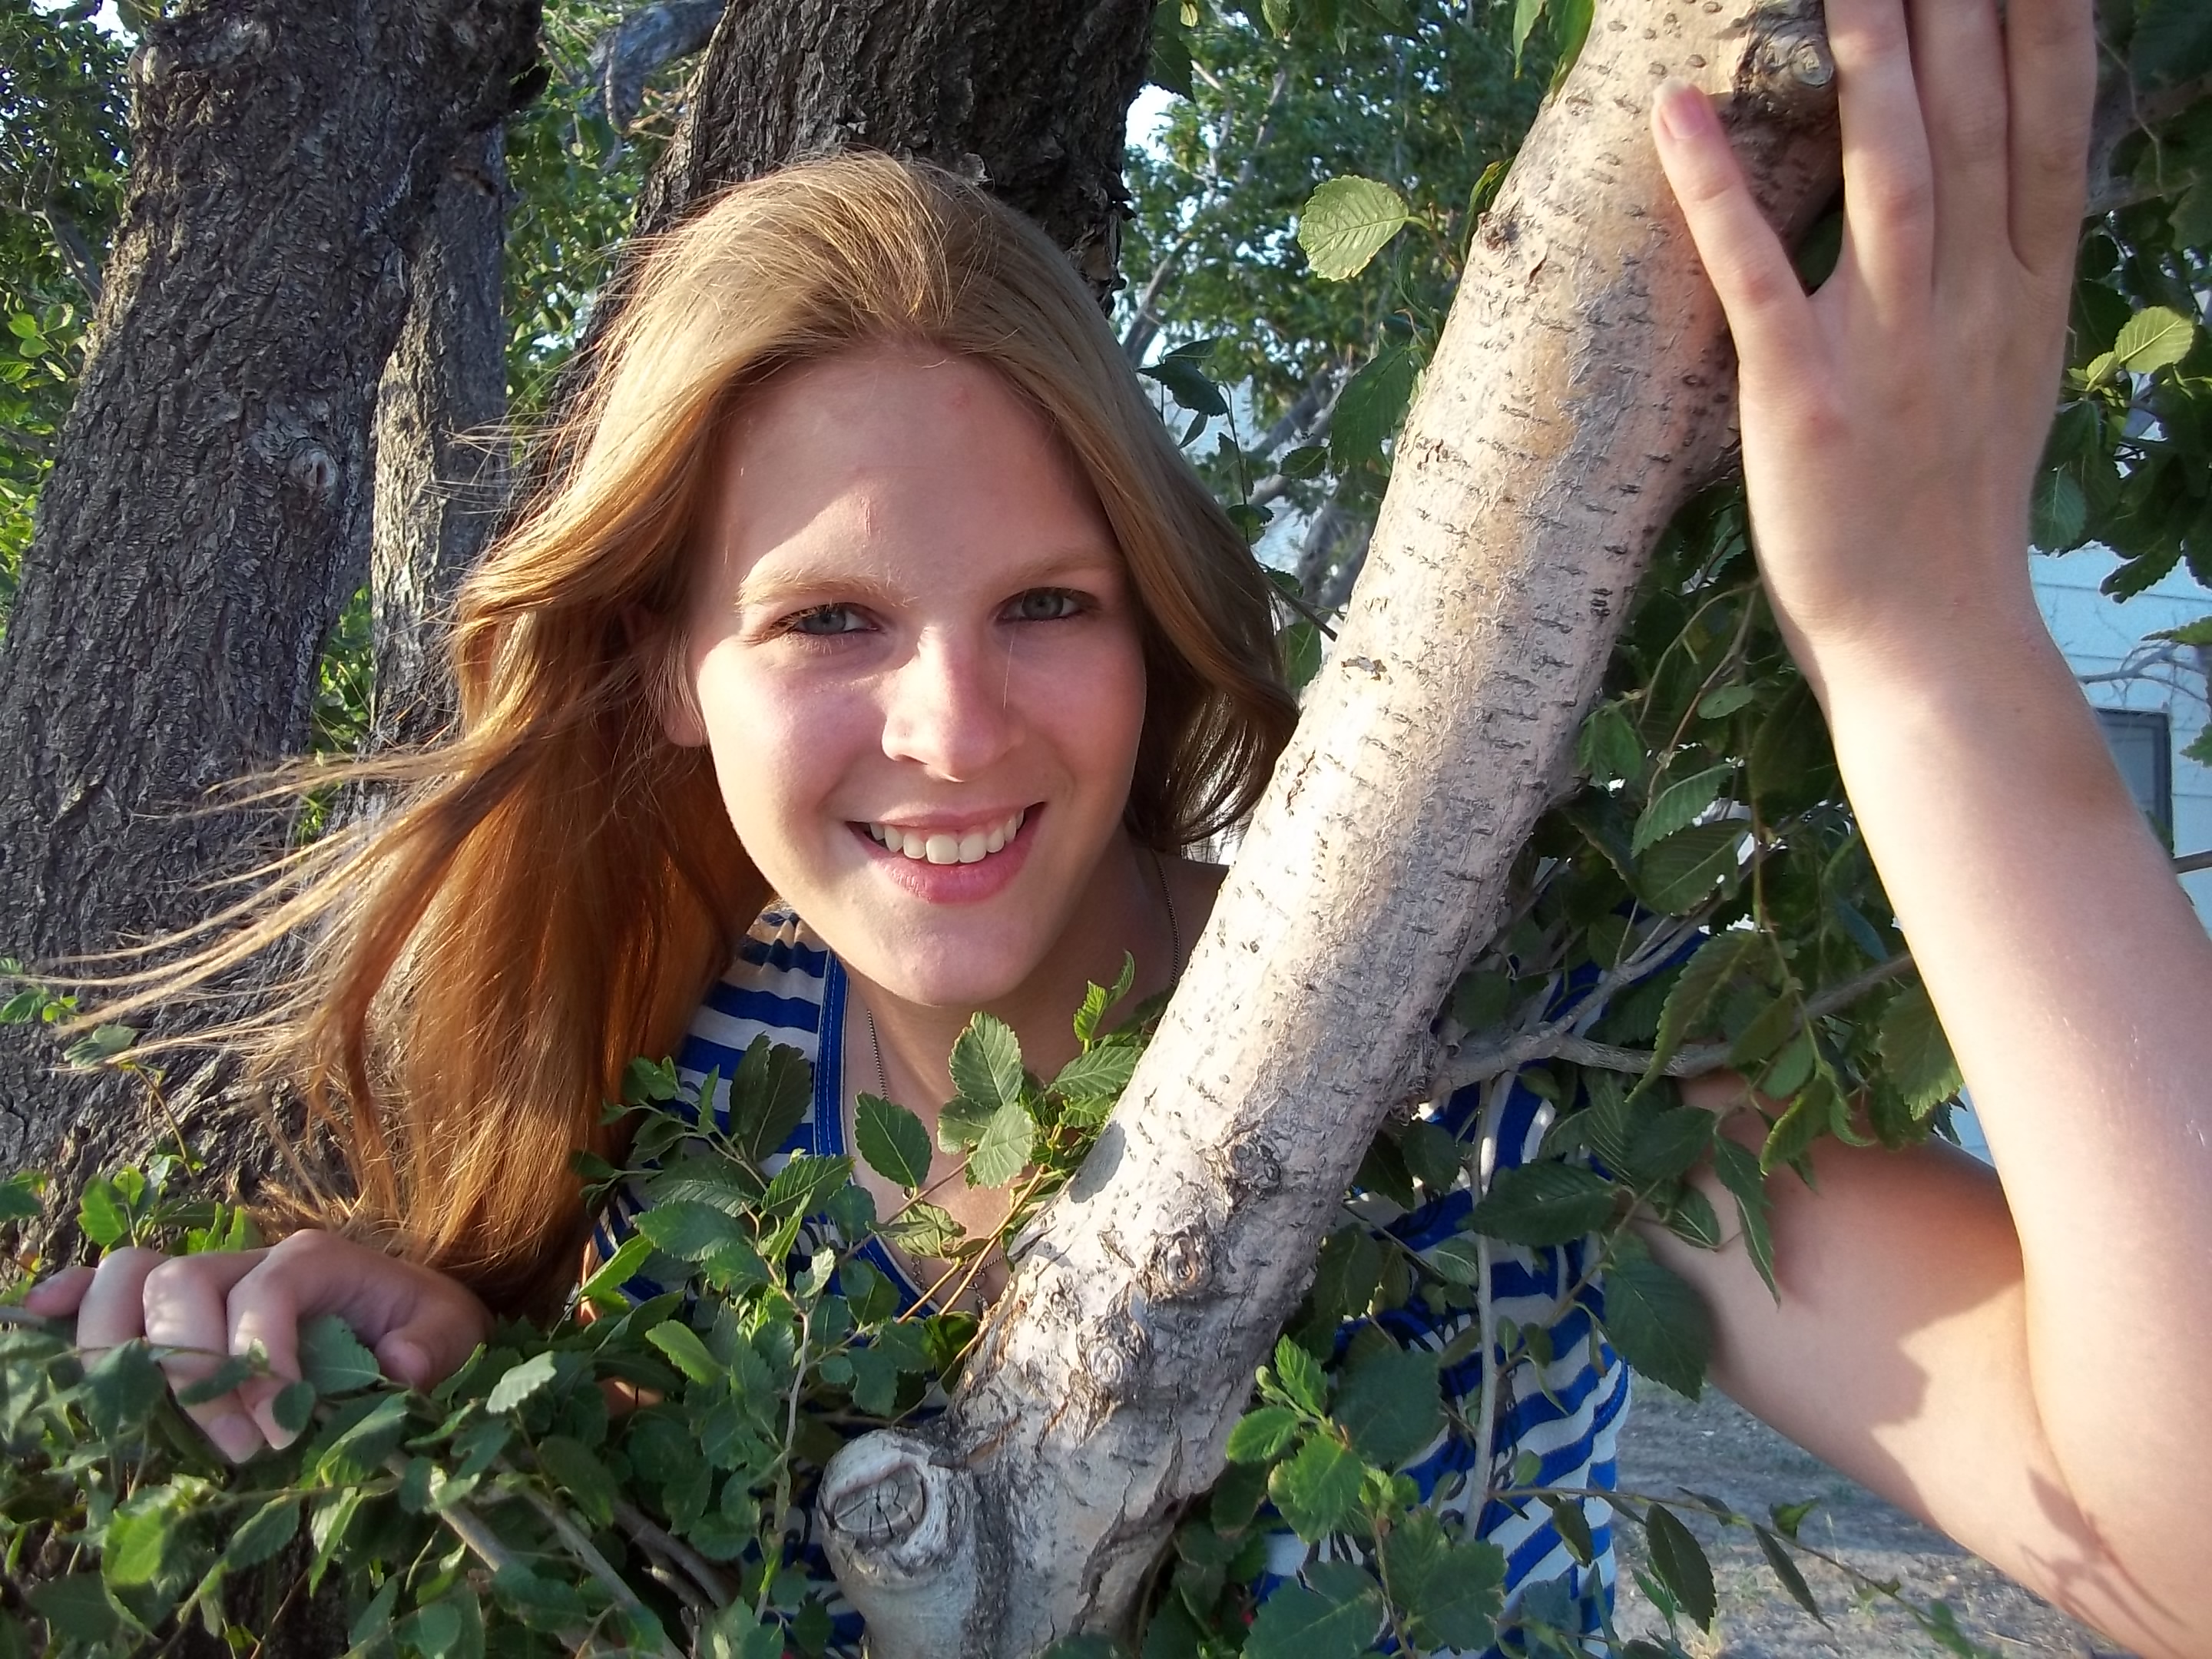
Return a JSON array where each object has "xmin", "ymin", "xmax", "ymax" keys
[
  {"xmin": 584, "ymin": 0, "xmax": 724, "ymax": 131},
  {"xmin": 615, "ymin": 0, "xmax": 1154, "ymax": 315},
  {"xmin": 371, "ymin": 125, "xmax": 512, "ymax": 749},
  {"xmin": 0, "ymin": 0, "xmax": 541, "ymax": 1178}
]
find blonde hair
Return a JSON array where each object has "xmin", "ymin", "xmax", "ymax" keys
[{"xmin": 115, "ymin": 154, "xmax": 1296, "ymax": 1313}]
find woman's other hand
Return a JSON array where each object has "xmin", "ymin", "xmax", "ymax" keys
[
  {"xmin": 1649, "ymin": 0, "xmax": 2094, "ymax": 687},
  {"xmin": 19, "ymin": 1232, "xmax": 492, "ymax": 1463}
]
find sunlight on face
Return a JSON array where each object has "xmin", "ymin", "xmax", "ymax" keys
[{"xmin": 667, "ymin": 346, "xmax": 1149, "ymax": 1009}]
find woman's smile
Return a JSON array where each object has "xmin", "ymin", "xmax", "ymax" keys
[{"xmin": 849, "ymin": 804, "xmax": 1040, "ymax": 903}]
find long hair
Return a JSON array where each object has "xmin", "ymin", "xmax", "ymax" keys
[{"xmin": 109, "ymin": 154, "xmax": 1297, "ymax": 1313}]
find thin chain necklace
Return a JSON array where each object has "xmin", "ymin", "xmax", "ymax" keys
[{"xmin": 864, "ymin": 848, "xmax": 1184, "ymax": 1101}]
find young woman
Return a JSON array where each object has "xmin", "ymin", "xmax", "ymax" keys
[{"xmin": 25, "ymin": 0, "xmax": 2212, "ymax": 1651}]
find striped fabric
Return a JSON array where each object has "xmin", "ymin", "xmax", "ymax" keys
[{"xmin": 595, "ymin": 908, "xmax": 1627, "ymax": 1654}]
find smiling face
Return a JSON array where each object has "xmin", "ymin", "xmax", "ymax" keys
[{"xmin": 666, "ymin": 346, "xmax": 1151, "ymax": 1010}]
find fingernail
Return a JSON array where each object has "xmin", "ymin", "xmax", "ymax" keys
[
  {"xmin": 1653, "ymin": 77, "xmax": 1710, "ymax": 144},
  {"xmin": 207, "ymin": 1412, "xmax": 261, "ymax": 1465}
]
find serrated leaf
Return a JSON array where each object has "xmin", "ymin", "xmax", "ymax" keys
[
  {"xmin": 300, "ymin": 1313, "xmax": 382, "ymax": 1393},
  {"xmin": 79, "ymin": 1177, "xmax": 128, "ymax": 1249},
  {"xmin": 101, "ymin": 1500, "xmax": 175, "ymax": 1588},
  {"xmin": 1879, "ymin": 980, "xmax": 1962, "ymax": 1114},
  {"xmin": 1244, "ymin": 1559, "xmax": 1382, "ymax": 1659},
  {"xmin": 1512, "ymin": 0, "xmax": 1547, "ymax": 70},
  {"xmin": 1049, "ymin": 1044, "xmax": 1139, "ymax": 1103},
  {"xmin": 536, "ymin": 1434, "xmax": 618, "ymax": 1528},
  {"xmin": 484, "ymin": 1349, "xmax": 561, "ymax": 1414},
  {"xmin": 2031, "ymin": 468, "xmax": 2088, "ymax": 551},
  {"xmin": 1297, "ymin": 177, "xmax": 1410, "ymax": 280},
  {"xmin": 1267, "ymin": 1435, "xmax": 1366, "ymax": 1541},
  {"xmin": 223, "ymin": 1496, "xmax": 300, "ymax": 1571},
  {"xmin": 877, "ymin": 1200, "xmax": 962, "ymax": 1257},
  {"xmin": 271, "ymin": 1378, "xmax": 318, "ymax": 1435},
  {"xmin": 83, "ymin": 1338, "xmax": 164, "ymax": 1437},
  {"xmin": 26, "ymin": 1576, "xmax": 118, "ymax": 1643},
  {"xmin": 2113, "ymin": 305, "xmax": 2197, "ymax": 374},
  {"xmin": 1470, "ymin": 1162, "xmax": 1618, "ymax": 1246},
  {"xmin": 851, "ymin": 1091, "xmax": 934, "ymax": 1190},
  {"xmin": 1604, "ymin": 1245, "xmax": 1711, "ymax": 1399},
  {"xmin": 2134, "ymin": 0, "xmax": 2212, "ymax": 84},
  {"xmin": 949, "ymin": 1014, "xmax": 1025, "ymax": 1114},
  {"xmin": 1376, "ymin": 1506, "xmax": 1503, "ymax": 1649},
  {"xmin": 645, "ymin": 1323, "xmax": 718, "ymax": 1385},
  {"xmin": 1270, "ymin": 1335, "xmax": 1329, "ymax": 1416},
  {"xmin": 1645, "ymin": 1504, "xmax": 1718, "ymax": 1629},
  {"xmin": 636, "ymin": 1200, "xmax": 750, "ymax": 1261},
  {"xmin": 1419, "ymin": 1233, "xmax": 1483, "ymax": 1286},
  {"xmin": 1663, "ymin": 1184, "xmax": 1724, "ymax": 1250},
  {"xmin": 1697, "ymin": 684, "xmax": 1756, "ymax": 720},
  {"xmin": 1753, "ymin": 1525, "xmax": 1826, "ymax": 1623},
  {"xmin": 760, "ymin": 1152, "xmax": 851, "ymax": 1219},
  {"xmin": 1644, "ymin": 929, "xmax": 1759, "ymax": 1084},
  {"xmin": 1072, "ymin": 955, "xmax": 1136, "ymax": 1047},
  {"xmin": 726, "ymin": 1037, "xmax": 814, "ymax": 1163},
  {"xmin": 315, "ymin": 1392, "xmax": 411, "ymax": 1484},
  {"xmin": 1577, "ymin": 700, "xmax": 1644, "ymax": 786},
  {"xmin": 965, "ymin": 1097, "xmax": 1034, "ymax": 1188},
  {"xmin": 1625, "ymin": 1106, "xmax": 1715, "ymax": 1184},
  {"xmin": 1329, "ymin": 343, "xmax": 1419, "ymax": 469},
  {"xmin": 1224, "ymin": 1406, "xmax": 1302, "ymax": 1463},
  {"xmin": 1632, "ymin": 764, "xmax": 1734, "ymax": 855},
  {"xmin": 1140, "ymin": 353, "xmax": 1228, "ymax": 418},
  {"xmin": 1637, "ymin": 821, "xmax": 1748, "ymax": 913},
  {"xmin": 1710, "ymin": 1137, "xmax": 1778, "ymax": 1300},
  {"xmin": 1330, "ymin": 1343, "xmax": 1441, "ymax": 1469},
  {"xmin": 175, "ymin": 1353, "xmax": 258, "ymax": 1406},
  {"xmin": 578, "ymin": 1232, "xmax": 655, "ymax": 1311},
  {"xmin": 0, "ymin": 1171, "xmax": 41, "ymax": 1223}
]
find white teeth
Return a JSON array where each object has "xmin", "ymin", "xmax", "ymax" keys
[{"xmin": 866, "ymin": 810, "xmax": 1028, "ymax": 864}]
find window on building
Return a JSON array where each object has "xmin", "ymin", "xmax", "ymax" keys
[{"xmin": 2094, "ymin": 707, "xmax": 2172, "ymax": 848}]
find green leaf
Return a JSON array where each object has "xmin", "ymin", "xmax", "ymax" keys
[
  {"xmin": 949, "ymin": 1014, "xmax": 1025, "ymax": 1114},
  {"xmin": 578, "ymin": 1231, "xmax": 655, "ymax": 1311},
  {"xmin": 854, "ymin": 1092, "xmax": 934, "ymax": 1189},
  {"xmin": 1329, "ymin": 343, "xmax": 1419, "ymax": 469},
  {"xmin": 1470, "ymin": 1162, "xmax": 1618, "ymax": 1246},
  {"xmin": 965, "ymin": 1097, "xmax": 1035, "ymax": 1187},
  {"xmin": 726, "ymin": 1037, "xmax": 815, "ymax": 1163},
  {"xmin": 175, "ymin": 1353, "xmax": 258, "ymax": 1406},
  {"xmin": 1261, "ymin": 0, "xmax": 1294, "ymax": 37},
  {"xmin": 1631, "ymin": 764, "xmax": 1734, "ymax": 855},
  {"xmin": 1376, "ymin": 1506, "xmax": 1503, "ymax": 1649},
  {"xmin": 1307, "ymin": 1223, "xmax": 1385, "ymax": 1324},
  {"xmin": 646, "ymin": 1322, "xmax": 719, "ymax": 1385},
  {"xmin": 491, "ymin": 1563, "xmax": 588, "ymax": 1631},
  {"xmin": 760, "ymin": 1151, "xmax": 852, "ymax": 1219},
  {"xmin": 637, "ymin": 1199, "xmax": 750, "ymax": 1261},
  {"xmin": 536, "ymin": 1434, "xmax": 618, "ymax": 1528},
  {"xmin": 1147, "ymin": 3, "xmax": 1194, "ymax": 97},
  {"xmin": 1330, "ymin": 1343, "xmax": 1441, "ymax": 1469},
  {"xmin": 2134, "ymin": 0, "xmax": 2212, "ymax": 84},
  {"xmin": 1511, "ymin": 0, "xmax": 1547, "ymax": 71},
  {"xmin": 1645, "ymin": 938, "xmax": 1760, "ymax": 1092},
  {"xmin": 1297, "ymin": 177, "xmax": 1411, "ymax": 281},
  {"xmin": 2113, "ymin": 305, "xmax": 2197, "ymax": 376},
  {"xmin": 1577, "ymin": 700, "xmax": 1644, "ymax": 786},
  {"xmin": 484, "ymin": 1349, "xmax": 561, "ymax": 1414},
  {"xmin": 1269, "ymin": 1435, "xmax": 1365, "ymax": 1541},
  {"xmin": 1072, "ymin": 955, "xmax": 1136, "ymax": 1047},
  {"xmin": 224, "ymin": 1496, "xmax": 300, "ymax": 1571},
  {"xmin": 1644, "ymin": 1503, "xmax": 1718, "ymax": 1630},
  {"xmin": 1270, "ymin": 1335, "xmax": 1329, "ymax": 1416},
  {"xmin": 1624, "ymin": 1106, "xmax": 1715, "ymax": 1184},
  {"xmin": 1697, "ymin": 684, "xmax": 1756, "ymax": 720},
  {"xmin": 83, "ymin": 1338, "xmax": 164, "ymax": 1437},
  {"xmin": 314, "ymin": 1392, "xmax": 412, "ymax": 1484},
  {"xmin": 2031, "ymin": 468, "xmax": 2088, "ymax": 551},
  {"xmin": 0, "ymin": 1170, "xmax": 42, "ymax": 1223},
  {"xmin": 26, "ymin": 1576, "xmax": 118, "ymax": 1644},
  {"xmin": 1710, "ymin": 1137, "xmax": 1777, "ymax": 1299},
  {"xmin": 101, "ymin": 1500, "xmax": 175, "ymax": 1588},
  {"xmin": 1419, "ymin": 1233, "xmax": 1483, "ymax": 1286},
  {"xmin": 1637, "ymin": 822, "xmax": 1748, "ymax": 914},
  {"xmin": 1879, "ymin": 980, "xmax": 1962, "ymax": 1114},
  {"xmin": 1753, "ymin": 1525, "xmax": 1826, "ymax": 1624},
  {"xmin": 1604, "ymin": 1243, "xmax": 1712, "ymax": 1399},
  {"xmin": 300, "ymin": 1313, "xmax": 382, "ymax": 1393},
  {"xmin": 1663, "ymin": 1184, "xmax": 1724, "ymax": 1250},
  {"xmin": 1141, "ymin": 353, "xmax": 1228, "ymax": 418},
  {"xmin": 79, "ymin": 1176, "xmax": 129, "ymax": 1248},
  {"xmin": 1050, "ymin": 1044, "xmax": 1139, "ymax": 1103},
  {"xmin": 270, "ymin": 1379, "xmax": 318, "ymax": 1435},
  {"xmin": 1224, "ymin": 1406, "xmax": 1302, "ymax": 1463},
  {"xmin": 1245, "ymin": 1560, "xmax": 1382, "ymax": 1659}
]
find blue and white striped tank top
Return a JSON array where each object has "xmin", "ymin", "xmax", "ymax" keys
[{"xmin": 596, "ymin": 908, "xmax": 1628, "ymax": 1654}]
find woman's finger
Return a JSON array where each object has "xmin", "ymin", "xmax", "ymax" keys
[
  {"xmin": 71, "ymin": 1248, "xmax": 164, "ymax": 1351},
  {"xmin": 19, "ymin": 1263, "xmax": 95, "ymax": 1318},
  {"xmin": 1824, "ymin": 0, "xmax": 1938, "ymax": 296},
  {"xmin": 141, "ymin": 1252, "xmax": 269, "ymax": 1464},
  {"xmin": 1651, "ymin": 81, "xmax": 1816, "ymax": 383},
  {"xmin": 2002, "ymin": 0, "xmax": 2095, "ymax": 277},
  {"xmin": 1904, "ymin": 0, "xmax": 2012, "ymax": 272}
]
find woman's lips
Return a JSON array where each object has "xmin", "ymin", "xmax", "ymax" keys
[{"xmin": 848, "ymin": 805, "xmax": 1040, "ymax": 904}]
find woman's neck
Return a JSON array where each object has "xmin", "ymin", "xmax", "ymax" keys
[{"xmin": 843, "ymin": 834, "xmax": 1184, "ymax": 1113}]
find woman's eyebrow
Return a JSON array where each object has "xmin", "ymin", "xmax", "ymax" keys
[{"xmin": 733, "ymin": 545, "xmax": 1123, "ymax": 611}]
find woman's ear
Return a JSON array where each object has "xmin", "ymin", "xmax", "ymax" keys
[{"xmin": 624, "ymin": 604, "xmax": 707, "ymax": 748}]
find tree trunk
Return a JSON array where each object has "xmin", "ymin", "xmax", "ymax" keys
[
  {"xmin": 371, "ymin": 126, "xmax": 512, "ymax": 750},
  {"xmin": 0, "ymin": 0, "xmax": 541, "ymax": 1177},
  {"xmin": 611, "ymin": 0, "xmax": 1154, "ymax": 320},
  {"xmin": 816, "ymin": 2, "xmax": 1843, "ymax": 1649}
]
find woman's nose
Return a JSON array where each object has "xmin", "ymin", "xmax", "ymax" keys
[{"xmin": 879, "ymin": 631, "xmax": 1018, "ymax": 780}]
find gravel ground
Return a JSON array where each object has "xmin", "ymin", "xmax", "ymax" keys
[{"xmin": 1606, "ymin": 1384, "xmax": 2134, "ymax": 1657}]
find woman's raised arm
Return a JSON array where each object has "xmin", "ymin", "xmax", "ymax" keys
[{"xmin": 1644, "ymin": 0, "xmax": 2212, "ymax": 1651}]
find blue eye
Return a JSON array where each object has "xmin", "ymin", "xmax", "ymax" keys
[
  {"xmin": 1008, "ymin": 589, "xmax": 1083, "ymax": 622},
  {"xmin": 788, "ymin": 604, "xmax": 868, "ymax": 637}
]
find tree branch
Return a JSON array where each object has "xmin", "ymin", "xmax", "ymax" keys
[{"xmin": 583, "ymin": 0, "xmax": 724, "ymax": 131}]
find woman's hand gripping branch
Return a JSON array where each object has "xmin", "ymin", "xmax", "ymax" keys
[
  {"xmin": 1648, "ymin": 0, "xmax": 2212, "ymax": 1652},
  {"xmin": 21, "ymin": 1232, "xmax": 492, "ymax": 1463}
]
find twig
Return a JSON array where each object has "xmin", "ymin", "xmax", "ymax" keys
[
  {"xmin": 611, "ymin": 1495, "xmax": 733, "ymax": 1608},
  {"xmin": 512, "ymin": 1482, "xmax": 683, "ymax": 1657},
  {"xmin": 1442, "ymin": 952, "xmax": 1914, "ymax": 1090}
]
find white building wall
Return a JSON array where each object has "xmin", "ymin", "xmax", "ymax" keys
[{"xmin": 2032, "ymin": 545, "xmax": 2212, "ymax": 926}]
